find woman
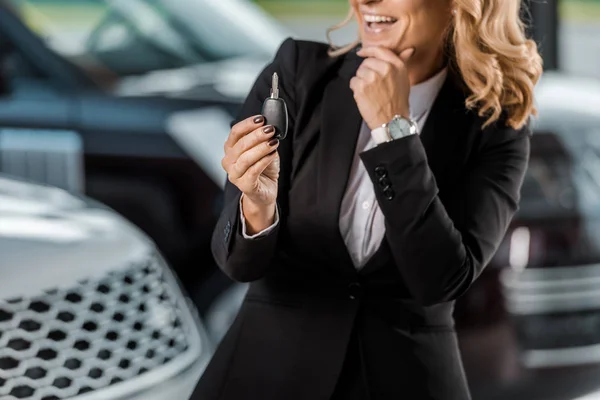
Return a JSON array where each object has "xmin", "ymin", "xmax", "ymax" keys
[{"xmin": 192, "ymin": 0, "xmax": 542, "ymax": 399}]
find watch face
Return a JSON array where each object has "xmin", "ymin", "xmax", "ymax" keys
[{"xmin": 388, "ymin": 116, "xmax": 417, "ymax": 139}]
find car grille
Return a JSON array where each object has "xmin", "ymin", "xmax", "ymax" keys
[
  {"xmin": 503, "ymin": 264, "xmax": 600, "ymax": 367},
  {"xmin": 0, "ymin": 254, "xmax": 203, "ymax": 400}
]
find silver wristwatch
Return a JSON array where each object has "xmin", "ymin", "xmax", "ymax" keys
[{"xmin": 372, "ymin": 114, "xmax": 419, "ymax": 143}]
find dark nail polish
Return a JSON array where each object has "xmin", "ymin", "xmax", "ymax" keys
[
  {"xmin": 268, "ymin": 139, "xmax": 279, "ymax": 147},
  {"xmin": 263, "ymin": 126, "xmax": 275, "ymax": 134},
  {"xmin": 253, "ymin": 115, "xmax": 265, "ymax": 124}
]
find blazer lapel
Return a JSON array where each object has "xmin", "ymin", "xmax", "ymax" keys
[
  {"xmin": 317, "ymin": 53, "xmax": 363, "ymax": 274},
  {"xmin": 418, "ymin": 72, "xmax": 470, "ymax": 184}
]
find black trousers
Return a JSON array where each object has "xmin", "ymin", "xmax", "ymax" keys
[{"xmin": 330, "ymin": 326, "xmax": 371, "ymax": 400}]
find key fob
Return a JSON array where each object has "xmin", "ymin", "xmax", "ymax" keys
[{"xmin": 262, "ymin": 97, "xmax": 288, "ymax": 140}]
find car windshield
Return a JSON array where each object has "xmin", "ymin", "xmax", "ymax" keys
[
  {"xmin": 21, "ymin": 0, "xmax": 287, "ymax": 75},
  {"xmin": 522, "ymin": 121, "xmax": 600, "ymax": 218},
  {"xmin": 106, "ymin": 0, "xmax": 285, "ymax": 60}
]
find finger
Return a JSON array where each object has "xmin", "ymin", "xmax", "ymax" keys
[
  {"xmin": 355, "ymin": 65, "xmax": 378, "ymax": 82},
  {"xmin": 357, "ymin": 46, "xmax": 407, "ymax": 67},
  {"xmin": 229, "ymin": 138, "xmax": 280, "ymax": 179},
  {"xmin": 399, "ymin": 47, "xmax": 415, "ymax": 62},
  {"xmin": 227, "ymin": 114, "xmax": 265, "ymax": 148},
  {"xmin": 349, "ymin": 76, "xmax": 363, "ymax": 93},
  {"xmin": 230, "ymin": 124, "xmax": 276, "ymax": 161},
  {"xmin": 240, "ymin": 150, "xmax": 278, "ymax": 185},
  {"xmin": 359, "ymin": 57, "xmax": 393, "ymax": 77}
]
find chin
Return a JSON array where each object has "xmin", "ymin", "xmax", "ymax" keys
[
  {"xmin": 359, "ymin": 30, "xmax": 403, "ymax": 53},
  {"xmin": 360, "ymin": 37, "xmax": 402, "ymax": 54}
]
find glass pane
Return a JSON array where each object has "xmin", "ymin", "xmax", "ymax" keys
[
  {"xmin": 522, "ymin": 122, "xmax": 600, "ymax": 218},
  {"xmin": 13, "ymin": 0, "xmax": 287, "ymax": 77}
]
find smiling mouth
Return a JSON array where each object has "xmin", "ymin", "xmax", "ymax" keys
[{"xmin": 362, "ymin": 13, "xmax": 398, "ymax": 33}]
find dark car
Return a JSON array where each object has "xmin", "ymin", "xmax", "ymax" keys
[
  {"xmin": 16, "ymin": 0, "xmax": 288, "ymax": 99},
  {"xmin": 450, "ymin": 73, "xmax": 600, "ymax": 400},
  {"xmin": 0, "ymin": 1, "xmax": 287, "ymax": 314}
]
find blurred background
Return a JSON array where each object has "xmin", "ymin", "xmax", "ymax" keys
[{"xmin": 2, "ymin": 0, "xmax": 600, "ymax": 399}]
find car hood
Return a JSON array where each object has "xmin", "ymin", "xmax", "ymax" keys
[
  {"xmin": 0, "ymin": 174, "xmax": 154, "ymax": 299},
  {"xmin": 114, "ymin": 56, "xmax": 270, "ymax": 102}
]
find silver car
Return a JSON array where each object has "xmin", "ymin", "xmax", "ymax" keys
[{"xmin": 0, "ymin": 174, "xmax": 213, "ymax": 400}]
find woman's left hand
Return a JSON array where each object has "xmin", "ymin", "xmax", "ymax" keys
[{"xmin": 350, "ymin": 46, "xmax": 415, "ymax": 130}]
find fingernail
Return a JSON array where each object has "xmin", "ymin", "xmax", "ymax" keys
[
  {"xmin": 263, "ymin": 126, "xmax": 274, "ymax": 134},
  {"xmin": 268, "ymin": 139, "xmax": 279, "ymax": 147},
  {"xmin": 254, "ymin": 115, "xmax": 265, "ymax": 124}
]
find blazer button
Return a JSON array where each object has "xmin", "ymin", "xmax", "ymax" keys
[
  {"xmin": 348, "ymin": 282, "xmax": 363, "ymax": 300},
  {"xmin": 378, "ymin": 176, "xmax": 391, "ymax": 188},
  {"xmin": 374, "ymin": 166, "xmax": 387, "ymax": 178},
  {"xmin": 383, "ymin": 188, "xmax": 395, "ymax": 201}
]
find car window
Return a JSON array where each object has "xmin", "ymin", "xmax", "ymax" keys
[
  {"xmin": 84, "ymin": 2, "xmax": 204, "ymax": 75},
  {"xmin": 18, "ymin": 0, "xmax": 287, "ymax": 77},
  {"xmin": 151, "ymin": 0, "xmax": 286, "ymax": 60},
  {"xmin": 0, "ymin": 30, "xmax": 57, "ymax": 96},
  {"xmin": 520, "ymin": 132, "xmax": 576, "ymax": 212},
  {"xmin": 0, "ymin": 3, "xmax": 98, "ymax": 93},
  {"xmin": 522, "ymin": 125, "xmax": 600, "ymax": 218}
]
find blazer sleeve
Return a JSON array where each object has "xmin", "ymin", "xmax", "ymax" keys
[
  {"xmin": 360, "ymin": 123, "xmax": 531, "ymax": 305},
  {"xmin": 211, "ymin": 37, "xmax": 297, "ymax": 282}
]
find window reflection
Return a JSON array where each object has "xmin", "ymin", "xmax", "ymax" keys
[
  {"xmin": 520, "ymin": 132, "xmax": 578, "ymax": 215},
  {"xmin": 19, "ymin": 0, "xmax": 287, "ymax": 78},
  {"xmin": 521, "ymin": 129, "xmax": 600, "ymax": 217}
]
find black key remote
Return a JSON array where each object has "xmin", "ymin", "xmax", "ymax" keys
[{"xmin": 261, "ymin": 72, "xmax": 288, "ymax": 140}]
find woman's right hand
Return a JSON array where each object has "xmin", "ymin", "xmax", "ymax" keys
[{"xmin": 222, "ymin": 115, "xmax": 280, "ymax": 208}]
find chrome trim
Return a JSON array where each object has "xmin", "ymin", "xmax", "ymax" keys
[
  {"xmin": 505, "ymin": 280, "xmax": 600, "ymax": 296},
  {"xmin": 522, "ymin": 342, "xmax": 600, "ymax": 368},
  {"xmin": 501, "ymin": 265, "xmax": 600, "ymax": 314},
  {"xmin": 501, "ymin": 263, "xmax": 600, "ymax": 289},
  {"xmin": 505, "ymin": 291, "xmax": 600, "ymax": 314}
]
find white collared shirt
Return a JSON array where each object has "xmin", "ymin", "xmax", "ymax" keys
[{"xmin": 241, "ymin": 68, "xmax": 448, "ymax": 269}]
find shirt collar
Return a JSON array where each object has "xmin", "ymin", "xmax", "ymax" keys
[{"xmin": 409, "ymin": 67, "xmax": 448, "ymax": 121}]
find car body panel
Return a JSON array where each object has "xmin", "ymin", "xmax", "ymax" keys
[{"xmin": 0, "ymin": 174, "xmax": 152, "ymax": 300}]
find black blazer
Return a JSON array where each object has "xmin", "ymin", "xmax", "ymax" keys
[{"xmin": 191, "ymin": 38, "xmax": 530, "ymax": 400}]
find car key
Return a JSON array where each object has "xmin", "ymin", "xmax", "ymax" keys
[{"xmin": 261, "ymin": 72, "xmax": 288, "ymax": 140}]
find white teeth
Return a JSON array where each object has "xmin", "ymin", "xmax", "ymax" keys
[{"xmin": 364, "ymin": 14, "xmax": 396, "ymax": 23}]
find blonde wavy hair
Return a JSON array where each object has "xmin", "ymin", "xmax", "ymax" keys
[{"xmin": 327, "ymin": 0, "xmax": 543, "ymax": 129}]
